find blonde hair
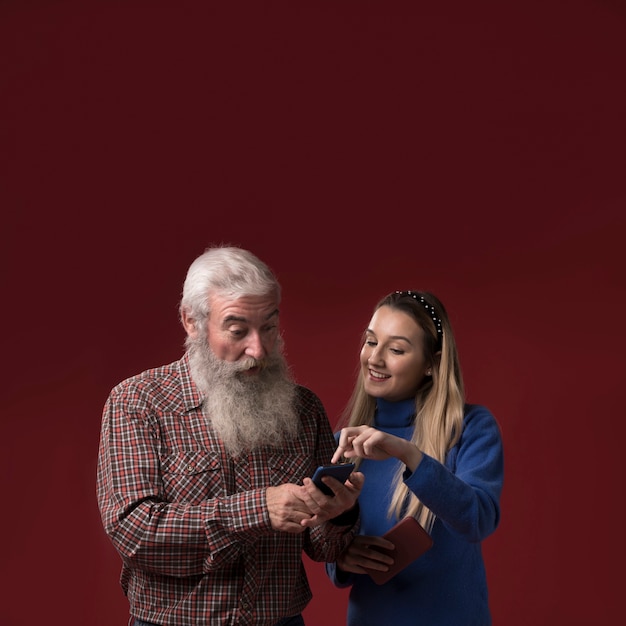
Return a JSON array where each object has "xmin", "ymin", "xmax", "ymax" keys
[{"xmin": 339, "ymin": 291, "xmax": 465, "ymax": 532}]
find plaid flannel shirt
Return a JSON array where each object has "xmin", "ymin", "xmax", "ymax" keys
[{"xmin": 96, "ymin": 354, "xmax": 357, "ymax": 626}]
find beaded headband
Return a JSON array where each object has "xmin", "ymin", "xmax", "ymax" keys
[{"xmin": 395, "ymin": 290, "xmax": 443, "ymax": 347}]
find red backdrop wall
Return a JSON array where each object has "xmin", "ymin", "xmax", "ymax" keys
[{"xmin": 1, "ymin": 1, "xmax": 625, "ymax": 625}]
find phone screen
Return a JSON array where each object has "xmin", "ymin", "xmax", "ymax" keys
[{"xmin": 311, "ymin": 463, "xmax": 355, "ymax": 496}]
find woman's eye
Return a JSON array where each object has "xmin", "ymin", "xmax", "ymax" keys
[
  {"xmin": 365, "ymin": 340, "xmax": 377, "ymax": 347},
  {"xmin": 390, "ymin": 348, "xmax": 405, "ymax": 355}
]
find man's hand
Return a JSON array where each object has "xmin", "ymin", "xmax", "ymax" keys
[
  {"xmin": 266, "ymin": 483, "xmax": 317, "ymax": 533},
  {"xmin": 299, "ymin": 471, "xmax": 364, "ymax": 528}
]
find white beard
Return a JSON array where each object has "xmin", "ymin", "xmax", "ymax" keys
[{"xmin": 187, "ymin": 335, "xmax": 299, "ymax": 458}]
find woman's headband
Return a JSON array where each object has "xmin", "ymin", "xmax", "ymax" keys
[{"xmin": 395, "ymin": 290, "xmax": 443, "ymax": 347}]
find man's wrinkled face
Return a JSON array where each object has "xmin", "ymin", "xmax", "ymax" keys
[{"xmin": 184, "ymin": 291, "xmax": 280, "ymax": 372}]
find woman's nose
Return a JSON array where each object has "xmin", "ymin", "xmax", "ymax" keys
[{"xmin": 368, "ymin": 346, "xmax": 383, "ymax": 365}]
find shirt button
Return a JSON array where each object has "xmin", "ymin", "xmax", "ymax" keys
[
  {"xmin": 241, "ymin": 602, "xmax": 249, "ymax": 610},
  {"xmin": 186, "ymin": 464, "xmax": 195, "ymax": 472}
]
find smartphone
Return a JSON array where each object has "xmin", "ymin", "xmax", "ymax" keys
[{"xmin": 311, "ymin": 463, "xmax": 356, "ymax": 496}]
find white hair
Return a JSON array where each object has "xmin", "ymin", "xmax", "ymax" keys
[{"xmin": 179, "ymin": 245, "xmax": 281, "ymax": 325}]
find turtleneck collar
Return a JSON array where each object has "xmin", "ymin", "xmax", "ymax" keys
[{"xmin": 374, "ymin": 397, "xmax": 416, "ymax": 428}]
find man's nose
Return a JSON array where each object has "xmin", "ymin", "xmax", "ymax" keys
[{"xmin": 244, "ymin": 332, "xmax": 265, "ymax": 360}]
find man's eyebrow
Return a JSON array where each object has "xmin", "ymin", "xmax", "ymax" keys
[
  {"xmin": 223, "ymin": 309, "xmax": 280, "ymax": 324},
  {"xmin": 223, "ymin": 315, "xmax": 246, "ymax": 324}
]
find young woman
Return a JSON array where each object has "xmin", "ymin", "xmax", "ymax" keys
[{"xmin": 327, "ymin": 290, "xmax": 504, "ymax": 625}]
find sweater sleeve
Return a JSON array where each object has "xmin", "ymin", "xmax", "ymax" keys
[
  {"xmin": 325, "ymin": 560, "xmax": 355, "ymax": 588},
  {"xmin": 404, "ymin": 404, "xmax": 504, "ymax": 542}
]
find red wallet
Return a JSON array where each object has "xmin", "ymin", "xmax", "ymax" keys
[{"xmin": 364, "ymin": 516, "xmax": 433, "ymax": 585}]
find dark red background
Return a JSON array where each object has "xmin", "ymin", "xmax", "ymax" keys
[{"xmin": 1, "ymin": 1, "xmax": 625, "ymax": 625}]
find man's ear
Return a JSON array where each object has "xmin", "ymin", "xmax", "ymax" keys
[{"xmin": 181, "ymin": 309, "xmax": 198, "ymax": 339}]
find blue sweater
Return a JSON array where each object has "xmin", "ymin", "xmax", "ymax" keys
[{"xmin": 326, "ymin": 398, "xmax": 504, "ymax": 626}]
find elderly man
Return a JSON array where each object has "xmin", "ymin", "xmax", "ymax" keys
[{"xmin": 97, "ymin": 245, "xmax": 362, "ymax": 626}]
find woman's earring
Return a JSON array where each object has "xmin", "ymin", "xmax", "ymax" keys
[{"xmin": 426, "ymin": 369, "xmax": 432, "ymax": 376}]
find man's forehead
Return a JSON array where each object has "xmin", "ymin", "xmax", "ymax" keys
[{"xmin": 209, "ymin": 293, "xmax": 280, "ymax": 322}]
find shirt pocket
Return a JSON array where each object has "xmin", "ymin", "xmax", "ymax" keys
[
  {"xmin": 267, "ymin": 452, "xmax": 317, "ymax": 487},
  {"xmin": 161, "ymin": 450, "xmax": 222, "ymax": 503}
]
